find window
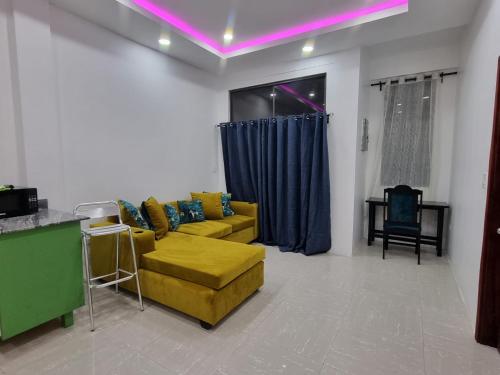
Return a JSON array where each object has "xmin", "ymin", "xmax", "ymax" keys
[
  {"xmin": 230, "ymin": 74, "xmax": 326, "ymax": 122},
  {"xmin": 381, "ymin": 80, "xmax": 436, "ymax": 187}
]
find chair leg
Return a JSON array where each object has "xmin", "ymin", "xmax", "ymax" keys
[
  {"xmin": 416, "ymin": 236, "xmax": 421, "ymax": 265},
  {"xmin": 383, "ymin": 233, "xmax": 388, "ymax": 259},
  {"xmin": 128, "ymin": 228, "xmax": 144, "ymax": 311},
  {"xmin": 115, "ymin": 232, "xmax": 120, "ymax": 294},
  {"xmin": 82, "ymin": 235, "xmax": 95, "ymax": 331}
]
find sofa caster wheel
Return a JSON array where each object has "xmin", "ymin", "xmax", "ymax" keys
[{"xmin": 200, "ymin": 321, "xmax": 213, "ymax": 330}]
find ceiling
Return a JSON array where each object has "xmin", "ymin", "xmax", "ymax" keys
[
  {"xmin": 50, "ymin": 0, "xmax": 480, "ymax": 74},
  {"xmin": 123, "ymin": 0, "xmax": 408, "ymax": 57}
]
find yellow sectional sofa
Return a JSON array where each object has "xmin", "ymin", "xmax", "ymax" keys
[{"xmin": 90, "ymin": 200, "xmax": 264, "ymax": 328}]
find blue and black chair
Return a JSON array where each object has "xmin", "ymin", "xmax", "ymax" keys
[{"xmin": 383, "ymin": 185, "xmax": 423, "ymax": 264}]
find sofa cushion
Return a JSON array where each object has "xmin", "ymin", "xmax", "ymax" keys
[
  {"xmin": 176, "ymin": 221, "xmax": 232, "ymax": 239},
  {"xmin": 216, "ymin": 215, "xmax": 255, "ymax": 232},
  {"xmin": 191, "ymin": 192, "xmax": 224, "ymax": 219},
  {"xmin": 141, "ymin": 232, "xmax": 265, "ymax": 289},
  {"xmin": 220, "ymin": 226, "xmax": 255, "ymax": 244}
]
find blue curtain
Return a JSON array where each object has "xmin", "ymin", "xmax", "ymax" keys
[{"xmin": 220, "ymin": 113, "xmax": 331, "ymax": 255}]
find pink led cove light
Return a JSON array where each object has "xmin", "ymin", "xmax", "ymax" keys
[
  {"xmin": 133, "ymin": 0, "xmax": 221, "ymax": 51},
  {"xmin": 224, "ymin": 0, "xmax": 408, "ymax": 53},
  {"xmin": 133, "ymin": 0, "xmax": 408, "ymax": 55}
]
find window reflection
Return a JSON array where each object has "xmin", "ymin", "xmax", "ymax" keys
[{"xmin": 230, "ymin": 74, "xmax": 326, "ymax": 122}]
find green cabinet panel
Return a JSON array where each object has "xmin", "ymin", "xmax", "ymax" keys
[{"xmin": 0, "ymin": 222, "xmax": 84, "ymax": 340}]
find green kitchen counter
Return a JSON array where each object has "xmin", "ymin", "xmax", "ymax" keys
[{"xmin": 0, "ymin": 209, "xmax": 85, "ymax": 340}]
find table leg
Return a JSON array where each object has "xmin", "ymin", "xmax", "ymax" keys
[
  {"xmin": 368, "ymin": 203, "xmax": 376, "ymax": 246},
  {"xmin": 436, "ymin": 208, "xmax": 444, "ymax": 257},
  {"xmin": 61, "ymin": 311, "xmax": 74, "ymax": 328}
]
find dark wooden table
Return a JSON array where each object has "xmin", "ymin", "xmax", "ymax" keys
[{"xmin": 366, "ymin": 197, "xmax": 450, "ymax": 257}]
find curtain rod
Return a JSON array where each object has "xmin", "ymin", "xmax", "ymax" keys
[
  {"xmin": 370, "ymin": 68, "xmax": 459, "ymax": 91},
  {"xmin": 215, "ymin": 113, "xmax": 334, "ymax": 128}
]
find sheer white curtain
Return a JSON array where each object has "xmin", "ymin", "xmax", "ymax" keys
[
  {"xmin": 368, "ymin": 79, "xmax": 437, "ymax": 198},
  {"xmin": 364, "ymin": 76, "xmax": 458, "ymax": 243}
]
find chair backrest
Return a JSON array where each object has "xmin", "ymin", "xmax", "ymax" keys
[
  {"xmin": 74, "ymin": 201, "xmax": 122, "ymax": 228},
  {"xmin": 384, "ymin": 185, "xmax": 423, "ymax": 225}
]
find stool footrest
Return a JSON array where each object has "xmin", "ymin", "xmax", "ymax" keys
[
  {"xmin": 90, "ymin": 269, "xmax": 133, "ymax": 282},
  {"xmin": 90, "ymin": 272, "xmax": 117, "ymax": 282},
  {"xmin": 90, "ymin": 270, "xmax": 136, "ymax": 289},
  {"xmin": 83, "ymin": 224, "xmax": 131, "ymax": 237}
]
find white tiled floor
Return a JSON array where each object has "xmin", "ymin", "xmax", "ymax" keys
[{"xmin": 1, "ymin": 244, "xmax": 500, "ymax": 374}]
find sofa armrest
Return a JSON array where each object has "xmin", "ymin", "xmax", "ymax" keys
[
  {"xmin": 231, "ymin": 201, "xmax": 257, "ymax": 217},
  {"xmin": 231, "ymin": 201, "xmax": 259, "ymax": 239},
  {"xmin": 89, "ymin": 222, "xmax": 155, "ymax": 281}
]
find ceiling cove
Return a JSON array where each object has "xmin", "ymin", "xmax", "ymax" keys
[{"xmin": 131, "ymin": 0, "xmax": 409, "ymax": 58}]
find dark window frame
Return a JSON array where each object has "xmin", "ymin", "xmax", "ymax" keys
[{"xmin": 229, "ymin": 73, "xmax": 327, "ymax": 122}]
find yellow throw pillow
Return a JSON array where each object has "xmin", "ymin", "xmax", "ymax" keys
[
  {"xmin": 190, "ymin": 192, "xmax": 224, "ymax": 219},
  {"xmin": 143, "ymin": 196, "xmax": 169, "ymax": 239}
]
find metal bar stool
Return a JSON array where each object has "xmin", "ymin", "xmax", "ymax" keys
[{"xmin": 74, "ymin": 201, "xmax": 144, "ymax": 331}]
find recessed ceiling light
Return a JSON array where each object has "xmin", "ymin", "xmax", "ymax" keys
[
  {"xmin": 223, "ymin": 32, "xmax": 233, "ymax": 42},
  {"xmin": 309, "ymin": 92, "xmax": 315, "ymax": 98},
  {"xmin": 302, "ymin": 45, "xmax": 314, "ymax": 53},
  {"xmin": 136, "ymin": 0, "xmax": 409, "ymax": 56},
  {"xmin": 158, "ymin": 38, "xmax": 171, "ymax": 46}
]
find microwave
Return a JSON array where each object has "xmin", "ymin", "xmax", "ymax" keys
[{"xmin": 0, "ymin": 187, "xmax": 38, "ymax": 219}]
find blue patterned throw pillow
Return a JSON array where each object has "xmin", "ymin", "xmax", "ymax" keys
[
  {"xmin": 118, "ymin": 199, "xmax": 150, "ymax": 229},
  {"xmin": 177, "ymin": 201, "xmax": 189, "ymax": 224},
  {"xmin": 177, "ymin": 200, "xmax": 205, "ymax": 223},
  {"xmin": 164, "ymin": 204, "xmax": 180, "ymax": 231},
  {"xmin": 222, "ymin": 193, "xmax": 235, "ymax": 216}
]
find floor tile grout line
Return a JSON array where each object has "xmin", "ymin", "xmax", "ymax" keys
[
  {"xmin": 136, "ymin": 327, "xmax": 169, "ymax": 357},
  {"xmin": 135, "ymin": 341, "xmax": 175, "ymax": 372},
  {"xmin": 318, "ymin": 276, "xmax": 363, "ymax": 374},
  {"xmin": 417, "ymin": 265, "xmax": 428, "ymax": 375},
  {"xmin": 211, "ymin": 296, "xmax": 289, "ymax": 373}
]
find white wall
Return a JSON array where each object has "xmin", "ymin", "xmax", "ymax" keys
[
  {"xmin": 448, "ymin": 0, "xmax": 500, "ymax": 324},
  {"xmin": 51, "ymin": 6, "xmax": 219, "ymax": 207},
  {"xmin": 1, "ymin": 0, "xmax": 219, "ymax": 210},
  {"xmin": 352, "ymin": 48, "xmax": 370, "ymax": 247},
  {"xmin": 216, "ymin": 49, "xmax": 363, "ymax": 256},
  {"xmin": 10, "ymin": 0, "xmax": 67, "ymax": 208},
  {"xmin": 0, "ymin": 0, "xmax": 25, "ymax": 185},
  {"xmin": 362, "ymin": 31, "xmax": 461, "ymax": 248},
  {"xmin": 366, "ymin": 29, "xmax": 463, "ymax": 81}
]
